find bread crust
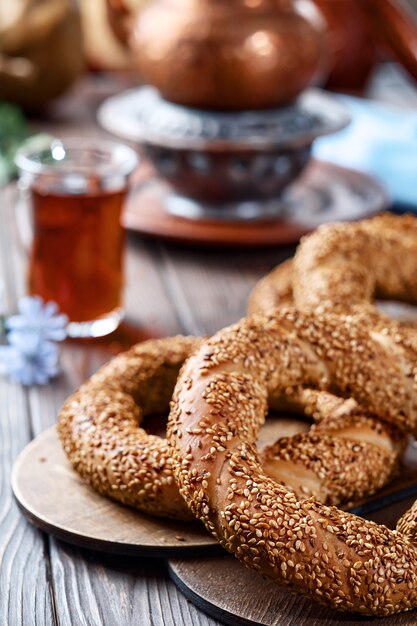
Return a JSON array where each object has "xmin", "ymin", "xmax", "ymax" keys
[
  {"xmin": 168, "ymin": 310, "xmax": 417, "ymax": 615},
  {"xmin": 58, "ymin": 336, "xmax": 201, "ymax": 519},
  {"xmin": 58, "ymin": 331, "xmax": 404, "ymax": 521},
  {"xmin": 248, "ymin": 213, "xmax": 417, "ymax": 317}
]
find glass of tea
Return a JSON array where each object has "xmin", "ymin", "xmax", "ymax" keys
[{"xmin": 15, "ymin": 138, "xmax": 138, "ymax": 338}]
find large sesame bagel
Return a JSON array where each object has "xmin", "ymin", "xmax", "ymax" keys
[
  {"xmin": 58, "ymin": 335, "xmax": 404, "ymax": 520},
  {"xmin": 168, "ymin": 310, "xmax": 417, "ymax": 615},
  {"xmin": 248, "ymin": 213, "xmax": 417, "ymax": 317}
]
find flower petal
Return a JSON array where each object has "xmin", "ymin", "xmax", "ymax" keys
[
  {"xmin": 5, "ymin": 296, "xmax": 68, "ymax": 342},
  {"xmin": 18, "ymin": 295, "xmax": 43, "ymax": 318},
  {"xmin": 1, "ymin": 296, "xmax": 66, "ymax": 385},
  {"xmin": 43, "ymin": 301, "xmax": 58, "ymax": 318}
]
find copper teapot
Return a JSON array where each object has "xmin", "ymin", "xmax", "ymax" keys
[{"xmin": 130, "ymin": 0, "xmax": 327, "ymax": 110}]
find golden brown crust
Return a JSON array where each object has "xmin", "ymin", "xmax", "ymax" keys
[
  {"xmin": 167, "ymin": 310, "xmax": 417, "ymax": 615},
  {"xmin": 294, "ymin": 213, "xmax": 417, "ymax": 311},
  {"xmin": 263, "ymin": 389, "xmax": 405, "ymax": 506},
  {"xmin": 58, "ymin": 332, "xmax": 403, "ymax": 521},
  {"xmin": 248, "ymin": 213, "xmax": 417, "ymax": 317},
  {"xmin": 58, "ymin": 336, "xmax": 202, "ymax": 520},
  {"xmin": 261, "ymin": 411, "xmax": 404, "ymax": 506},
  {"xmin": 247, "ymin": 258, "xmax": 294, "ymax": 315}
]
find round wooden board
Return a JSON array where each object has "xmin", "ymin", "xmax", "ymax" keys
[
  {"xmin": 123, "ymin": 160, "xmax": 388, "ymax": 247},
  {"xmin": 11, "ymin": 427, "xmax": 218, "ymax": 557},
  {"xmin": 168, "ymin": 546, "xmax": 417, "ymax": 626}
]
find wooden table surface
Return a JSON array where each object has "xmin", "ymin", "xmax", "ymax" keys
[{"xmin": 1, "ymin": 64, "xmax": 417, "ymax": 626}]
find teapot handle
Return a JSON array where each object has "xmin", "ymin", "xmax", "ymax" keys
[{"xmin": 360, "ymin": 0, "xmax": 417, "ymax": 82}]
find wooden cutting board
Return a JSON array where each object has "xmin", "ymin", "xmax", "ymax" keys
[
  {"xmin": 11, "ymin": 416, "xmax": 417, "ymax": 563},
  {"xmin": 168, "ymin": 519, "xmax": 417, "ymax": 626}
]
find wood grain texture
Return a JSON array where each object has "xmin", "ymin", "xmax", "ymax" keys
[
  {"xmin": 156, "ymin": 241, "xmax": 293, "ymax": 337},
  {"xmin": 2, "ymin": 145, "xmax": 225, "ymax": 625},
  {"xmin": 12, "ymin": 427, "xmax": 218, "ymax": 556},
  {"xmin": 0, "ymin": 378, "xmax": 56, "ymax": 626},
  {"xmin": 169, "ymin": 526, "xmax": 417, "ymax": 626},
  {"xmin": 0, "ymin": 189, "xmax": 56, "ymax": 626},
  {"xmin": 48, "ymin": 541, "xmax": 219, "ymax": 626},
  {"xmin": 13, "ymin": 421, "xmax": 417, "ymax": 559},
  {"xmin": 170, "ymin": 491, "xmax": 417, "ymax": 626}
]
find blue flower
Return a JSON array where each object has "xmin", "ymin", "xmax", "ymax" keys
[
  {"xmin": 0, "ymin": 295, "xmax": 68, "ymax": 385},
  {"xmin": 5, "ymin": 296, "xmax": 68, "ymax": 341},
  {"xmin": 0, "ymin": 332, "xmax": 60, "ymax": 386}
]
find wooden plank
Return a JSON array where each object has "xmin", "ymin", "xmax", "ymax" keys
[
  {"xmin": 169, "ymin": 514, "xmax": 417, "ymax": 626},
  {"xmin": 169, "ymin": 496, "xmax": 417, "ymax": 626},
  {"xmin": 32, "ymin": 226, "xmax": 226, "ymax": 623},
  {"xmin": 0, "ymin": 381, "xmax": 56, "ymax": 626},
  {"xmin": 168, "ymin": 495, "xmax": 417, "ymax": 626},
  {"xmin": 3, "ymin": 123, "xmax": 224, "ymax": 626},
  {"xmin": 48, "ymin": 540, "xmax": 219, "ymax": 626},
  {"xmin": 8, "ymin": 193, "xmax": 218, "ymax": 622},
  {"xmin": 157, "ymin": 241, "xmax": 292, "ymax": 336},
  {"xmin": 0, "ymin": 189, "xmax": 56, "ymax": 626},
  {"xmin": 21, "ymin": 77, "xmax": 226, "ymax": 626},
  {"xmin": 3, "ymin": 173, "xmax": 219, "ymax": 624},
  {"xmin": 124, "ymin": 234, "xmax": 186, "ymax": 337}
]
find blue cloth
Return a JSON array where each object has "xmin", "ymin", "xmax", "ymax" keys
[{"xmin": 313, "ymin": 95, "xmax": 417, "ymax": 210}]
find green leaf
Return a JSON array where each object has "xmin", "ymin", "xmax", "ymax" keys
[{"xmin": 0, "ymin": 102, "xmax": 28, "ymax": 185}]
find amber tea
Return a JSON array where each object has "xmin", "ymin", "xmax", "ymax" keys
[
  {"xmin": 29, "ymin": 185, "xmax": 125, "ymax": 324},
  {"xmin": 16, "ymin": 138, "xmax": 138, "ymax": 337}
]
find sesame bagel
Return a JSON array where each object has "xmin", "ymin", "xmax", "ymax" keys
[
  {"xmin": 248, "ymin": 258, "xmax": 294, "ymax": 315},
  {"xmin": 168, "ymin": 310, "xmax": 417, "ymax": 615},
  {"xmin": 58, "ymin": 334, "xmax": 404, "ymax": 521},
  {"xmin": 248, "ymin": 213, "xmax": 417, "ymax": 317},
  {"xmin": 58, "ymin": 336, "xmax": 202, "ymax": 520}
]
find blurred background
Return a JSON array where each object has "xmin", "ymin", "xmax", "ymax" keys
[
  {"xmin": 2, "ymin": 0, "xmax": 417, "ymax": 108},
  {"xmin": 3, "ymin": 0, "xmax": 417, "ymax": 217}
]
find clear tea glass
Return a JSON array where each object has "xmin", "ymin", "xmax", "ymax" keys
[{"xmin": 15, "ymin": 138, "xmax": 138, "ymax": 338}]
